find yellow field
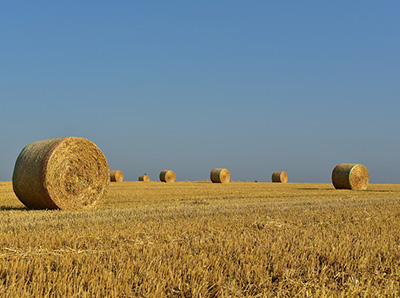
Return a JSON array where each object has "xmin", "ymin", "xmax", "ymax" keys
[{"xmin": 1, "ymin": 181, "xmax": 400, "ymax": 297}]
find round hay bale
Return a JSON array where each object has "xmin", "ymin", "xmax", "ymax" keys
[
  {"xmin": 138, "ymin": 174, "xmax": 150, "ymax": 182},
  {"xmin": 110, "ymin": 170, "xmax": 124, "ymax": 182},
  {"xmin": 332, "ymin": 163, "xmax": 369, "ymax": 190},
  {"xmin": 210, "ymin": 168, "xmax": 230, "ymax": 184},
  {"xmin": 272, "ymin": 171, "xmax": 288, "ymax": 183},
  {"xmin": 159, "ymin": 170, "xmax": 176, "ymax": 183},
  {"xmin": 12, "ymin": 137, "xmax": 110, "ymax": 210}
]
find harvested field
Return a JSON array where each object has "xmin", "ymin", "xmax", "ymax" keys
[{"xmin": 0, "ymin": 181, "xmax": 400, "ymax": 297}]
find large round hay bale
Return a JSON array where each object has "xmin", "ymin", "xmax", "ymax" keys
[
  {"xmin": 272, "ymin": 171, "xmax": 288, "ymax": 183},
  {"xmin": 210, "ymin": 168, "xmax": 230, "ymax": 184},
  {"xmin": 110, "ymin": 170, "xmax": 124, "ymax": 182},
  {"xmin": 332, "ymin": 163, "xmax": 369, "ymax": 190},
  {"xmin": 159, "ymin": 170, "xmax": 176, "ymax": 183},
  {"xmin": 138, "ymin": 174, "xmax": 150, "ymax": 182},
  {"xmin": 12, "ymin": 137, "xmax": 110, "ymax": 210}
]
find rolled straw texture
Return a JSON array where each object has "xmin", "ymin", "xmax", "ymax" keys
[
  {"xmin": 110, "ymin": 170, "xmax": 124, "ymax": 182},
  {"xmin": 210, "ymin": 168, "xmax": 230, "ymax": 184},
  {"xmin": 272, "ymin": 171, "xmax": 288, "ymax": 183},
  {"xmin": 12, "ymin": 137, "xmax": 110, "ymax": 210},
  {"xmin": 332, "ymin": 163, "xmax": 369, "ymax": 190},
  {"xmin": 159, "ymin": 170, "xmax": 176, "ymax": 183},
  {"xmin": 138, "ymin": 174, "xmax": 150, "ymax": 182}
]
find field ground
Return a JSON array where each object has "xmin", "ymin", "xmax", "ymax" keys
[{"xmin": 1, "ymin": 181, "xmax": 400, "ymax": 297}]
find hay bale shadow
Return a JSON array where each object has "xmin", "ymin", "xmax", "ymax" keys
[{"xmin": 0, "ymin": 206, "xmax": 29, "ymax": 211}]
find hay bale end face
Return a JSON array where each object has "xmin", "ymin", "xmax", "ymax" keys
[
  {"xmin": 210, "ymin": 168, "xmax": 230, "ymax": 184},
  {"xmin": 272, "ymin": 171, "xmax": 288, "ymax": 183},
  {"xmin": 12, "ymin": 137, "xmax": 110, "ymax": 210},
  {"xmin": 110, "ymin": 170, "xmax": 124, "ymax": 182},
  {"xmin": 159, "ymin": 170, "xmax": 176, "ymax": 183},
  {"xmin": 332, "ymin": 163, "xmax": 369, "ymax": 190},
  {"xmin": 139, "ymin": 174, "xmax": 150, "ymax": 182}
]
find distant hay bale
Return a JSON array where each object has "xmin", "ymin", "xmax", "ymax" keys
[
  {"xmin": 272, "ymin": 171, "xmax": 288, "ymax": 183},
  {"xmin": 139, "ymin": 174, "xmax": 150, "ymax": 182},
  {"xmin": 159, "ymin": 170, "xmax": 176, "ymax": 183},
  {"xmin": 110, "ymin": 170, "xmax": 124, "ymax": 182},
  {"xmin": 332, "ymin": 163, "xmax": 369, "ymax": 190},
  {"xmin": 12, "ymin": 137, "xmax": 110, "ymax": 210},
  {"xmin": 210, "ymin": 168, "xmax": 230, "ymax": 184}
]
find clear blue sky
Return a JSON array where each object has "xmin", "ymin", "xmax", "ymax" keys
[{"xmin": 1, "ymin": 1, "xmax": 399, "ymax": 183}]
